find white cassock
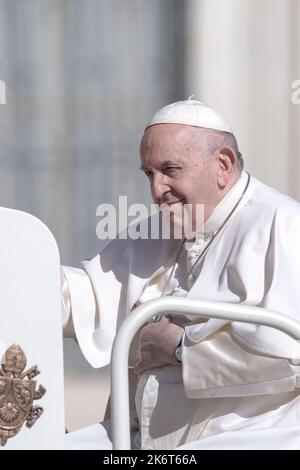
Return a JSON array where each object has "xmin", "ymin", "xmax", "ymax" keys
[{"xmin": 63, "ymin": 171, "xmax": 300, "ymax": 450}]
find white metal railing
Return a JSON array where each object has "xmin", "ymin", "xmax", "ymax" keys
[{"xmin": 111, "ymin": 297, "xmax": 300, "ymax": 450}]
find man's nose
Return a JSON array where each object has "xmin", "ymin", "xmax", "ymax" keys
[{"xmin": 150, "ymin": 173, "xmax": 170, "ymax": 202}]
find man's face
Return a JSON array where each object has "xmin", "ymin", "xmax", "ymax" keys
[{"xmin": 140, "ymin": 123, "xmax": 220, "ymax": 233}]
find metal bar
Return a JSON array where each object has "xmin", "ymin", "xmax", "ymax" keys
[{"xmin": 111, "ymin": 297, "xmax": 300, "ymax": 449}]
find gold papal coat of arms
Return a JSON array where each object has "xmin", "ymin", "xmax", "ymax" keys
[{"xmin": 0, "ymin": 344, "xmax": 46, "ymax": 446}]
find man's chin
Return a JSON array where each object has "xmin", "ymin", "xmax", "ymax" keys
[
  {"xmin": 169, "ymin": 215, "xmax": 196, "ymax": 239},
  {"xmin": 159, "ymin": 205, "xmax": 196, "ymax": 239}
]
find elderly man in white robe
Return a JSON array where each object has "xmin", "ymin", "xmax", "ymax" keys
[{"xmin": 63, "ymin": 99, "xmax": 300, "ymax": 450}]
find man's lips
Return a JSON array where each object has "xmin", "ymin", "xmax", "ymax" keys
[{"xmin": 160, "ymin": 199, "xmax": 183, "ymax": 206}]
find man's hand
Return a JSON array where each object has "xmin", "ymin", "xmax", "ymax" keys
[{"xmin": 134, "ymin": 316, "xmax": 184, "ymax": 376}]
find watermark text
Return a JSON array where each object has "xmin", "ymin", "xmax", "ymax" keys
[{"xmin": 96, "ymin": 196, "xmax": 205, "ymax": 240}]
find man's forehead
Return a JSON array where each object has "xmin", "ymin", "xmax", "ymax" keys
[
  {"xmin": 141, "ymin": 123, "xmax": 208, "ymax": 149},
  {"xmin": 140, "ymin": 124, "xmax": 209, "ymax": 164}
]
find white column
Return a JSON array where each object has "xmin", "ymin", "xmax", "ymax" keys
[{"xmin": 185, "ymin": 0, "xmax": 300, "ymax": 199}]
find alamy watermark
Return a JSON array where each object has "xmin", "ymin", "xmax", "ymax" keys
[
  {"xmin": 0, "ymin": 80, "xmax": 6, "ymax": 104},
  {"xmin": 291, "ymin": 79, "xmax": 300, "ymax": 104},
  {"xmin": 96, "ymin": 196, "xmax": 205, "ymax": 240}
]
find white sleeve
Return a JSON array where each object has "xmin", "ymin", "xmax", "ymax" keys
[
  {"xmin": 61, "ymin": 265, "xmax": 100, "ymax": 362},
  {"xmin": 182, "ymin": 326, "xmax": 298, "ymax": 398},
  {"xmin": 61, "ymin": 269, "xmax": 70, "ymax": 329}
]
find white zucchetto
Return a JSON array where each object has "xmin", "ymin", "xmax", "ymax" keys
[{"xmin": 146, "ymin": 99, "xmax": 233, "ymax": 133}]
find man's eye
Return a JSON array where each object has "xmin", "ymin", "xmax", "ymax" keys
[
  {"xmin": 163, "ymin": 167, "xmax": 179, "ymax": 174},
  {"xmin": 144, "ymin": 171, "xmax": 153, "ymax": 178}
]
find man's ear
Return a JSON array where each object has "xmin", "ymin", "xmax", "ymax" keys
[{"xmin": 216, "ymin": 147, "xmax": 236, "ymax": 188}]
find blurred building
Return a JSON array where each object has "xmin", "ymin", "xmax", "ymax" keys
[{"xmin": 0, "ymin": 0, "xmax": 299, "ymax": 430}]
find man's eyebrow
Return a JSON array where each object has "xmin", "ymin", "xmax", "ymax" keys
[
  {"xmin": 140, "ymin": 160, "xmax": 185, "ymax": 171},
  {"xmin": 161, "ymin": 159, "xmax": 185, "ymax": 167}
]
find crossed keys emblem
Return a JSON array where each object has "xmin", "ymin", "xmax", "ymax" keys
[{"xmin": 0, "ymin": 344, "xmax": 46, "ymax": 446}]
